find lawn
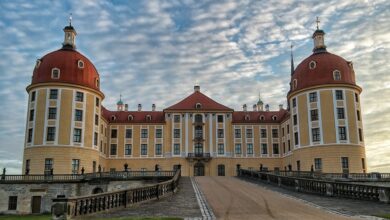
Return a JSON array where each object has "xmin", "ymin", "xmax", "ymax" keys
[
  {"xmin": 376, "ymin": 214, "xmax": 390, "ymax": 219},
  {"xmin": 0, "ymin": 215, "xmax": 182, "ymax": 220}
]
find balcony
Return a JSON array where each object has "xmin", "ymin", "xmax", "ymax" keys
[{"xmin": 186, "ymin": 153, "xmax": 212, "ymax": 162}]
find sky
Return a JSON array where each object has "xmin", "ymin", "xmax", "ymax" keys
[{"xmin": 0, "ymin": 0, "xmax": 389, "ymax": 174}]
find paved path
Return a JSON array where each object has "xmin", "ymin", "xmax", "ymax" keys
[
  {"xmin": 89, "ymin": 177, "xmax": 202, "ymax": 219},
  {"xmin": 196, "ymin": 176, "xmax": 361, "ymax": 220}
]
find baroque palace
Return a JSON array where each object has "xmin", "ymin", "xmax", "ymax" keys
[{"xmin": 22, "ymin": 21, "xmax": 367, "ymax": 177}]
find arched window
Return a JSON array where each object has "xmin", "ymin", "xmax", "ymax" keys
[
  {"xmin": 309, "ymin": 61, "xmax": 316, "ymax": 69},
  {"xmin": 260, "ymin": 115, "xmax": 265, "ymax": 121},
  {"xmin": 333, "ymin": 70, "xmax": 341, "ymax": 80},
  {"xmin": 195, "ymin": 103, "xmax": 202, "ymax": 109},
  {"xmin": 146, "ymin": 115, "xmax": 152, "ymax": 121},
  {"xmin": 293, "ymin": 79, "xmax": 298, "ymax": 89},
  {"xmin": 51, "ymin": 68, "xmax": 60, "ymax": 79},
  {"xmin": 111, "ymin": 115, "xmax": 116, "ymax": 121},
  {"xmin": 78, "ymin": 60, "xmax": 84, "ymax": 69},
  {"xmin": 35, "ymin": 59, "xmax": 41, "ymax": 69},
  {"xmin": 272, "ymin": 115, "xmax": 277, "ymax": 121},
  {"xmin": 195, "ymin": 114, "xmax": 203, "ymax": 123},
  {"xmin": 128, "ymin": 115, "xmax": 133, "ymax": 121}
]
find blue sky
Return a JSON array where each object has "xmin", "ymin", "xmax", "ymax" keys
[{"xmin": 0, "ymin": 0, "xmax": 389, "ymax": 173}]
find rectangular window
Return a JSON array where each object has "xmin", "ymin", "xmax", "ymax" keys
[
  {"xmin": 287, "ymin": 124, "xmax": 290, "ymax": 134},
  {"xmin": 141, "ymin": 129, "xmax": 148, "ymax": 138},
  {"xmin": 246, "ymin": 129, "xmax": 253, "ymax": 138},
  {"xmin": 235, "ymin": 144, "xmax": 241, "ymax": 154},
  {"xmin": 126, "ymin": 129, "xmax": 132, "ymax": 139},
  {"xmin": 272, "ymin": 143, "xmax": 279, "ymax": 154},
  {"xmin": 310, "ymin": 109, "xmax": 318, "ymax": 121},
  {"xmin": 335, "ymin": 90, "xmax": 343, "ymax": 100},
  {"xmin": 49, "ymin": 89, "xmax": 58, "ymax": 99},
  {"xmin": 312, "ymin": 128, "xmax": 321, "ymax": 142},
  {"xmin": 355, "ymin": 93, "xmax": 359, "ymax": 102},
  {"xmin": 261, "ymin": 129, "xmax": 267, "ymax": 138},
  {"xmin": 261, "ymin": 144, "xmax": 267, "ymax": 154},
  {"xmin": 155, "ymin": 129, "xmax": 162, "ymax": 138},
  {"xmin": 31, "ymin": 91, "xmax": 36, "ymax": 102},
  {"xmin": 174, "ymin": 115, "xmax": 180, "ymax": 123},
  {"xmin": 141, "ymin": 144, "xmax": 148, "ymax": 156},
  {"xmin": 234, "ymin": 129, "xmax": 241, "ymax": 138},
  {"xmin": 361, "ymin": 158, "xmax": 365, "ymax": 170},
  {"xmin": 25, "ymin": 159, "xmax": 30, "ymax": 174},
  {"xmin": 8, "ymin": 196, "xmax": 17, "ymax": 210},
  {"xmin": 218, "ymin": 144, "xmax": 224, "ymax": 154},
  {"xmin": 359, "ymin": 129, "xmax": 363, "ymax": 142},
  {"xmin": 174, "ymin": 144, "xmax": 180, "ymax": 155},
  {"xmin": 314, "ymin": 158, "xmax": 322, "ymax": 170},
  {"xmin": 218, "ymin": 129, "xmax": 224, "ymax": 138},
  {"xmin": 75, "ymin": 92, "xmax": 84, "ymax": 102},
  {"xmin": 95, "ymin": 114, "xmax": 99, "ymax": 125},
  {"xmin": 294, "ymin": 132, "xmax": 299, "ymax": 145},
  {"xmin": 272, "ymin": 129, "xmax": 278, "ymax": 138},
  {"xmin": 282, "ymin": 128, "xmax": 285, "ymax": 136},
  {"xmin": 71, "ymin": 159, "xmax": 79, "ymax": 174},
  {"xmin": 94, "ymin": 132, "xmax": 98, "ymax": 146},
  {"xmin": 283, "ymin": 142, "xmax": 286, "ymax": 153},
  {"xmin": 46, "ymin": 127, "xmax": 55, "ymax": 141},
  {"xmin": 309, "ymin": 92, "xmax": 317, "ymax": 102},
  {"xmin": 125, "ymin": 144, "xmax": 132, "ymax": 156},
  {"xmin": 174, "ymin": 129, "xmax": 180, "ymax": 138},
  {"xmin": 111, "ymin": 129, "xmax": 117, "ymax": 138},
  {"xmin": 75, "ymin": 109, "xmax": 83, "ymax": 121},
  {"xmin": 337, "ymin": 108, "xmax": 345, "ymax": 119},
  {"xmin": 110, "ymin": 144, "xmax": 117, "ymax": 155},
  {"xmin": 48, "ymin": 108, "xmax": 57, "ymax": 119},
  {"xmin": 293, "ymin": 115, "xmax": 297, "ymax": 125},
  {"xmin": 155, "ymin": 144, "xmax": 162, "ymax": 155},
  {"xmin": 288, "ymin": 140, "xmax": 291, "ymax": 151},
  {"xmin": 73, "ymin": 128, "xmax": 82, "ymax": 143},
  {"xmin": 341, "ymin": 157, "xmax": 349, "ymax": 169},
  {"xmin": 217, "ymin": 115, "xmax": 224, "ymax": 123},
  {"xmin": 44, "ymin": 158, "xmax": 53, "ymax": 175},
  {"xmin": 96, "ymin": 97, "xmax": 99, "ymax": 107},
  {"xmin": 338, "ymin": 127, "xmax": 347, "ymax": 140},
  {"xmin": 292, "ymin": 98, "xmax": 296, "ymax": 108},
  {"xmin": 29, "ymin": 109, "xmax": 34, "ymax": 121},
  {"xmin": 247, "ymin": 143, "xmax": 253, "ymax": 154},
  {"xmin": 357, "ymin": 110, "xmax": 361, "ymax": 121},
  {"xmin": 27, "ymin": 128, "xmax": 33, "ymax": 143}
]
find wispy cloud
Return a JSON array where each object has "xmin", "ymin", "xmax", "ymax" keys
[{"xmin": 0, "ymin": 0, "xmax": 389, "ymax": 173}]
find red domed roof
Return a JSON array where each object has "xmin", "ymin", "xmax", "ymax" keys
[
  {"xmin": 31, "ymin": 49, "xmax": 100, "ymax": 91},
  {"xmin": 290, "ymin": 52, "xmax": 357, "ymax": 94}
]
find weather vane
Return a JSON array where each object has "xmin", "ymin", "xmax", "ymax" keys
[{"xmin": 316, "ymin": 16, "xmax": 320, "ymax": 30}]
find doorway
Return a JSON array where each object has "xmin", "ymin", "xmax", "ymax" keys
[
  {"xmin": 31, "ymin": 196, "xmax": 41, "ymax": 214},
  {"xmin": 194, "ymin": 162, "xmax": 205, "ymax": 176}
]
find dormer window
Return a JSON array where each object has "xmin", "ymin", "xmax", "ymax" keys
[
  {"xmin": 95, "ymin": 78, "xmax": 100, "ymax": 88},
  {"xmin": 35, "ymin": 59, "xmax": 41, "ymax": 69},
  {"xmin": 272, "ymin": 115, "xmax": 277, "ymax": 121},
  {"xmin": 195, "ymin": 103, "xmax": 202, "ymax": 109},
  {"xmin": 309, "ymin": 61, "xmax": 316, "ymax": 69},
  {"xmin": 260, "ymin": 115, "xmax": 265, "ymax": 121},
  {"xmin": 128, "ymin": 115, "xmax": 133, "ymax": 121},
  {"xmin": 333, "ymin": 70, "xmax": 341, "ymax": 80},
  {"xmin": 245, "ymin": 115, "xmax": 250, "ymax": 121},
  {"xmin": 78, "ymin": 60, "xmax": 84, "ymax": 69},
  {"xmin": 111, "ymin": 115, "xmax": 116, "ymax": 121},
  {"xmin": 146, "ymin": 115, "xmax": 152, "ymax": 121},
  {"xmin": 51, "ymin": 68, "xmax": 60, "ymax": 79},
  {"xmin": 293, "ymin": 79, "xmax": 297, "ymax": 89}
]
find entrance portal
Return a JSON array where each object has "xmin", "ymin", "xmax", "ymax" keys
[
  {"xmin": 194, "ymin": 162, "xmax": 205, "ymax": 176},
  {"xmin": 31, "ymin": 196, "xmax": 41, "ymax": 213}
]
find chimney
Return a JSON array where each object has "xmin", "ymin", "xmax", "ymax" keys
[
  {"xmin": 253, "ymin": 104, "xmax": 257, "ymax": 112},
  {"xmin": 243, "ymin": 104, "xmax": 247, "ymax": 112},
  {"xmin": 152, "ymin": 104, "xmax": 156, "ymax": 111},
  {"xmin": 125, "ymin": 104, "xmax": 128, "ymax": 111},
  {"xmin": 265, "ymin": 104, "xmax": 270, "ymax": 112},
  {"xmin": 138, "ymin": 104, "xmax": 142, "ymax": 111},
  {"xmin": 279, "ymin": 104, "xmax": 283, "ymax": 110},
  {"xmin": 194, "ymin": 85, "xmax": 200, "ymax": 92}
]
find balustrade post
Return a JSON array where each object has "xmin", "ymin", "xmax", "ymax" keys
[
  {"xmin": 52, "ymin": 198, "xmax": 74, "ymax": 220},
  {"xmin": 267, "ymin": 174, "xmax": 270, "ymax": 183},
  {"xmin": 278, "ymin": 177, "xmax": 281, "ymax": 187},
  {"xmin": 379, "ymin": 188, "xmax": 390, "ymax": 203},
  {"xmin": 294, "ymin": 179, "xmax": 300, "ymax": 191},
  {"xmin": 156, "ymin": 185, "xmax": 160, "ymax": 199},
  {"xmin": 326, "ymin": 183, "xmax": 334, "ymax": 196}
]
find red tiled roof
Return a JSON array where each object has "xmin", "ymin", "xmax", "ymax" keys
[
  {"xmin": 165, "ymin": 91, "xmax": 233, "ymax": 111},
  {"xmin": 31, "ymin": 49, "xmax": 100, "ymax": 91},
  {"xmin": 232, "ymin": 110, "xmax": 289, "ymax": 123},
  {"xmin": 290, "ymin": 52, "xmax": 357, "ymax": 94},
  {"xmin": 102, "ymin": 106, "xmax": 165, "ymax": 123}
]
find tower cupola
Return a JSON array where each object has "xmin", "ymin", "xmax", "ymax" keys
[
  {"xmin": 117, "ymin": 94, "xmax": 124, "ymax": 111},
  {"xmin": 62, "ymin": 14, "xmax": 77, "ymax": 49},
  {"xmin": 312, "ymin": 17, "xmax": 326, "ymax": 53}
]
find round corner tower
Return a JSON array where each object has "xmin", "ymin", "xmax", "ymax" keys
[
  {"xmin": 22, "ymin": 22, "xmax": 105, "ymax": 175},
  {"xmin": 285, "ymin": 27, "xmax": 366, "ymax": 173}
]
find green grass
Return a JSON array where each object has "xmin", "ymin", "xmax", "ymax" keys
[
  {"xmin": 375, "ymin": 214, "xmax": 390, "ymax": 219},
  {"xmin": 0, "ymin": 215, "xmax": 182, "ymax": 220}
]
